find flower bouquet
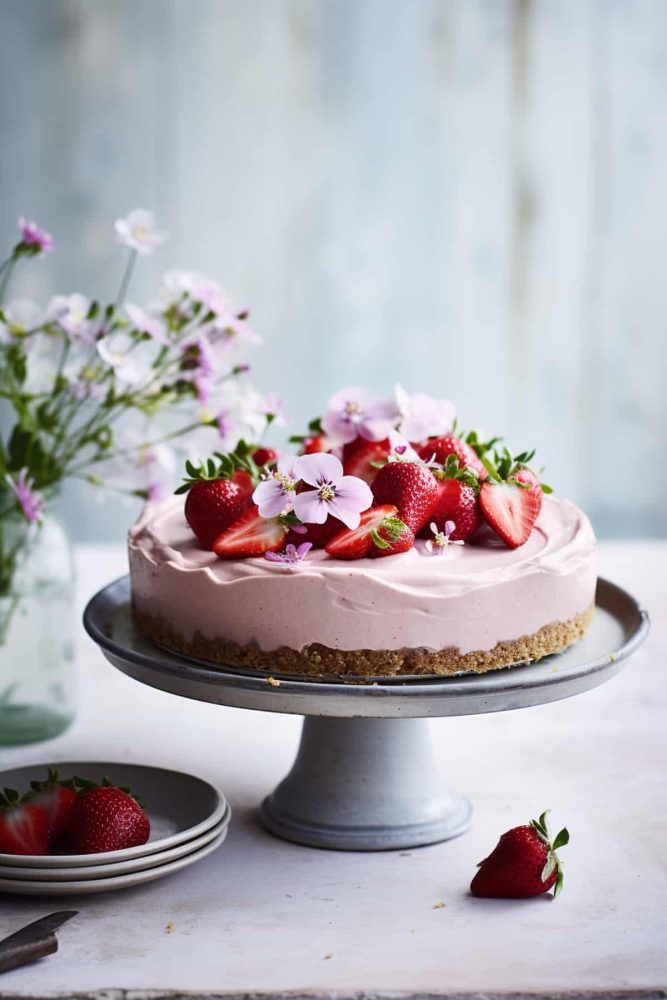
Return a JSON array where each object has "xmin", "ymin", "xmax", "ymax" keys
[{"xmin": 0, "ymin": 210, "xmax": 278, "ymax": 743}]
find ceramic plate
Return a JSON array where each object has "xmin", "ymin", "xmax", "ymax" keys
[
  {"xmin": 0, "ymin": 825, "xmax": 227, "ymax": 895},
  {"xmin": 0, "ymin": 762, "xmax": 227, "ymax": 868},
  {"xmin": 0, "ymin": 810, "xmax": 230, "ymax": 881}
]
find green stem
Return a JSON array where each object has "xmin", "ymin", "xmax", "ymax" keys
[
  {"xmin": 0, "ymin": 258, "xmax": 16, "ymax": 306},
  {"xmin": 115, "ymin": 249, "xmax": 137, "ymax": 309}
]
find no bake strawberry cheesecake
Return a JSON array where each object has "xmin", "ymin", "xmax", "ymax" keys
[{"xmin": 129, "ymin": 387, "xmax": 596, "ymax": 678}]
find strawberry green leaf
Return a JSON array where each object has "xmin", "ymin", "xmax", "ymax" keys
[
  {"xmin": 541, "ymin": 852, "xmax": 557, "ymax": 882},
  {"xmin": 553, "ymin": 868, "xmax": 565, "ymax": 898},
  {"xmin": 552, "ymin": 827, "xmax": 570, "ymax": 850}
]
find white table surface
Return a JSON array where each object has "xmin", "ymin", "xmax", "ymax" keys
[{"xmin": 1, "ymin": 541, "xmax": 665, "ymax": 999}]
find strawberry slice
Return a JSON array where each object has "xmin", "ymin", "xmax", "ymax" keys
[
  {"xmin": 342, "ymin": 438, "xmax": 390, "ymax": 486},
  {"xmin": 213, "ymin": 506, "xmax": 287, "ymax": 559},
  {"xmin": 325, "ymin": 505, "xmax": 409, "ymax": 560},
  {"xmin": 479, "ymin": 481, "xmax": 541, "ymax": 548}
]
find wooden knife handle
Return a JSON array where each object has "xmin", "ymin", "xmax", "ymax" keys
[{"xmin": 0, "ymin": 932, "xmax": 58, "ymax": 974}]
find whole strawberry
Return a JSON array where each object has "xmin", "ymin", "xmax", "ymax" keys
[
  {"xmin": 0, "ymin": 790, "xmax": 51, "ymax": 855},
  {"xmin": 419, "ymin": 478, "xmax": 480, "ymax": 542},
  {"xmin": 69, "ymin": 783, "xmax": 150, "ymax": 854},
  {"xmin": 371, "ymin": 461, "xmax": 438, "ymax": 533},
  {"xmin": 252, "ymin": 447, "xmax": 278, "ymax": 468},
  {"xmin": 177, "ymin": 447, "xmax": 260, "ymax": 549},
  {"xmin": 471, "ymin": 810, "xmax": 569, "ymax": 899},
  {"xmin": 25, "ymin": 767, "xmax": 78, "ymax": 844},
  {"xmin": 418, "ymin": 434, "xmax": 486, "ymax": 478}
]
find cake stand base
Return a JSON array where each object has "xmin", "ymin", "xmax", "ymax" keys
[{"xmin": 259, "ymin": 716, "xmax": 472, "ymax": 851}]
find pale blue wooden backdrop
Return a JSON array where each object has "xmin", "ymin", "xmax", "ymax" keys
[{"xmin": 1, "ymin": 0, "xmax": 665, "ymax": 540}]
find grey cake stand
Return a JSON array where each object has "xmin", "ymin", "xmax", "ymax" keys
[{"xmin": 84, "ymin": 577, "xmax": 648, "ymax": 852}]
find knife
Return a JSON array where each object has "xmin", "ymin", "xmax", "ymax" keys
[{"xmin": 0, "ymin": 911, "xmax": 78, "ymax": 974}]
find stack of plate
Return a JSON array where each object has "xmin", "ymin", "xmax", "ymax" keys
[{"xmin": 0, "ymin": 761, "xmax": 230, "ymax": 896}]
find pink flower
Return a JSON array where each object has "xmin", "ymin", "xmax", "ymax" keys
[
  {"xmin": 387, "ymin": 431, "xmax": 424, "ymax": 464},
  {"xmin": 292, "ymin": 453, "xmax": 372, "ymax": 529},
  {"xmin": 6, "ymin": 468, "xmax": 44, "ymax": 524},
  {"xmin": 253, "ymin": 458, "xmax": 301, "ymax": 517},
  {"xmin": 321, "ymin": 387, "xmax": 399, "ymax": 445},
  {"xmin": 17, "ymin": 217, "xmax": 53, "ymax": 254},
  {"xmin": 126, "ymin": 303, "xmax": 169, "ymax": 345},
  {"xmin": 395, "ymin": 384, "xmax": 455, "ymax": 442},
  {"xmin": 265, "ymin": 542, "xmax": 313, "ymax": 565},
  {"xmin": 258, "ymin": 391, "xmax": 287, "ymax": 426},
  {"xmin": 424, "ymin": 520, "xmax": 464, "ymax": 554}
]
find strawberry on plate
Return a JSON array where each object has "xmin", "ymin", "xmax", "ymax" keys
[
  {"xmin": 343, "ymin": 438, "xmax": 390, "ymax": 486},
  {"xmin": 371, "ymin": 461, "xmax": 438, "ymax": 533},
  {"xmin": 213, "ymin": 506, "xmax": 287, "ymax": 559},
  {"xmin": 419, "ymin": 478, "xmax": 481, "ymax": 542},
  {"xmin": 325, "ymin": 505, "xmax": 411, "ymax": 560},
  {"xmin": 25, "ymin": 767, "xmax": 78, "ymax": 844},
  {"xmin": 471, "ymin": 810, "xmax": 569, "ymax": 899},
  {"xmin": 68, "ymin": 782, "xmax": 150, "ymax": 855},
  {"xmin": 0, "ymin": 790, "xmax": 51, "ymax": 856}
]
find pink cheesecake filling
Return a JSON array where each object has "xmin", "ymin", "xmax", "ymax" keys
[{"xmin": 128, "ymin": 494, "xmax": 597, "ymax": 655}]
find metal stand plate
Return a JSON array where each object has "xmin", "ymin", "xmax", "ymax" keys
[{"xmin": 84, "ymin": 577, "xmax": 648, "ymax": 851}]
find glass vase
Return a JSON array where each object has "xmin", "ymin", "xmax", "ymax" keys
[{"xmin": 0, "ymin": 511, "xmax": 77, "ymax": 745}]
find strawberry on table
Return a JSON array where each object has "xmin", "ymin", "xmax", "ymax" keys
[
  {"xmin": 325, "ymin": 505, "xmax": 411, "ymax": 560},
  {"xmin": 25, "ymin": 767, "xmax": 78, "ymax": 844},
  {"xmin": 471, "ymin": 810, "xmax": 569, "ymax": 899},
  {"xmin": 68, "ymin": 781, "xmax": 150, "ymax": 854},
  {"xmin": 213, "ymin": 506, "xmax": 287, "ymax": 559},
  {"xmin": 371, "ymin": 461, "xmax": 439, "ymax": 533},
  {"xmin": 0, "ymin": 790, "xmax": 51, "ymax": 855}
]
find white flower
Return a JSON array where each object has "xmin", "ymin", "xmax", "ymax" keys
[
  {"xmin": 0, "ymin": 300, "xmax": 44, "ymax": 344},
  {"xmin": 97, "ymin": 332, "xmax": 153, "ymax": 385},
  {"xmin": 47, "ymin": 293, "xmax": 96, "ymax": 343},
  {"xmin": 115, "ymin": 209, "xmax": 167, "ymax": 255}
]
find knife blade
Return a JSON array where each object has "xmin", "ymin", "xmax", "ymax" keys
[{"xmin": 0, "ymin": 911, "xmax": 78, "ymax": 974}]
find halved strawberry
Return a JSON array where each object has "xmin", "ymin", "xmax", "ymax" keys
[
  {"xmin": 418, "ymin": 434, "xmax": 486, "ymax": 478},
  {"xmin": 418, "ymin": 479, "xmax": 481, "ymax": 542},
  {"xmin": 213, "ymin": 506, "xmax": 287, "ymax": 559},
  {"xmin": 25, "ymin": 767, "xmax": 78, "ymax": 844},
  {"xmin": 371, "ymin": 461, "xmax": 439, "ymax": 532},
  {"xmin": 0, "ymin": 791, "xmax": 51, "ymax": 856},
  {"xmin": 513, "ymin": 467, "xmax": 543, "ymax": 519},
  {"xmin": 325, "ymin": 505, "xmax": 407, "ymax": 560},
  {"xmin": 343, "ymin": 438, "xmax": 390, "ymax": 486},
  {"xmin": 479, "ymin": 481, "xmax": 541, "ymax": 548},
  {"xmin": 369, "ymin": 518, "xmax": 415, "ymax": 558}
]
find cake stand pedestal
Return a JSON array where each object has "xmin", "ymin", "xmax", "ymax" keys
[{"xmin": 84, "ymin": 577, "xmax": 648, "ymax": 851}]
